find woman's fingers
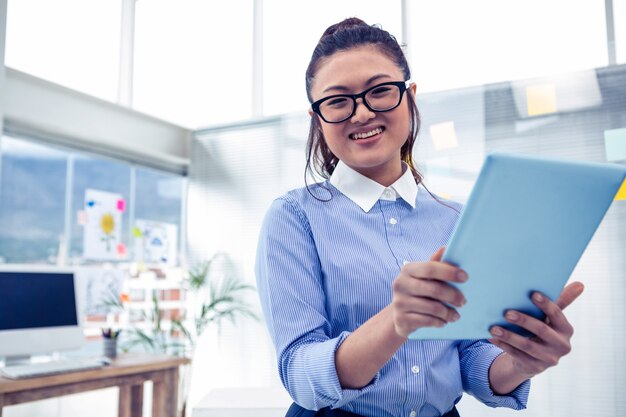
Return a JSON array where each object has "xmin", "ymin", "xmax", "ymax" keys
[
  {"xmin": 392, "ymin": 298, "xmax": 460, "ymax": 337},
  {"xmin": 391, "ymin": 247, "xmax": 468, "ymax": 337},
  {"xmin": 489, "ymin": 322, "xmax": 571, "ymax": 378},
  {"xmin": 490, "ymin": 320, "xmax": 569, "ymax": 363},
  {"xmin": 429, "ymin": 246, "xmax": 446, "ymax": 262},
  {"xmin": 393, "ymin": 294, "xmax": 461, "ymax": 323},
  {"xmin": 402, "ymin": 260, "xmax": 469, "ymax": 285},
  {"xmin": 393, "ymin": 275, "xmax": 466, "ymax": 308},
  {"xmin": 486, "ymin": 282, "xmax": 583, "ymax": 379},
  {"xmin": 555, "ymin": 281, "xmax": 585, "ymax": 310},
  {"xmin": 488, "ymin": 338, "xmax": 547, "ymax": 377},
  {"xmin": 393, "ymin": 312, "xmax": 446, "ymax": 337},
  {"xmin": 531, "ymin": 292, "xmax": 574, "ymax": 337},
  {"xmin": 488, "ymin": 289, "xmax": 579, "ymax": 378}
]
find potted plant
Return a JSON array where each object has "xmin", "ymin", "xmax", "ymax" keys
[{"xmin": 173, "ymin": 252, "xmax": 259, "ymax": 351}]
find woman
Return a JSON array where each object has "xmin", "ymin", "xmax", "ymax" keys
[{"xmin": 255, "ymin": 17, "xmax": 584, "ymax": 417}]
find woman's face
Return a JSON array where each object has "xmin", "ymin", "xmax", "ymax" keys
[{"xmin": 309, "ymin": 45, "xmax": 416, "ymax": 186}]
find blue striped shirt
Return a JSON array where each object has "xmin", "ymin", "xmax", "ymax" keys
[{"xmin": 255, "ymin": 162, "xmax": 530, "ymax": 417}]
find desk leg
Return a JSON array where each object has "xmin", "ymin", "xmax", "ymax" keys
[
  {"xmin": 152, "ymin": 368, "xmax": 179, "ymax": 417},
  {"xmin": 120, "ymin": 384, "xmax": 144, "ymax": 417},
  {"xmin": 131, "ymin": 384, "xmax": 144, "ymax": 417},
  {"xmin": 119, "ymin": 385, "xmax": 131, "ymax": 417}
]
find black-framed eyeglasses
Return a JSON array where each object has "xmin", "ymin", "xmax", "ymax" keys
[{"xmin": 311, "ymin": 81, "xmax": 409, "ymax": 124}]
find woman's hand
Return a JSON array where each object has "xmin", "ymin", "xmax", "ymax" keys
[
  {"xmin": 391, "ymin": 247, "xmax": 468, "ymax": 338},
  {"xmin": 489, "ymin": 281, "xmax": 585, "ymax": 380}
]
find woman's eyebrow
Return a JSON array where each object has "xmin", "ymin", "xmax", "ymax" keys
[{"xmin": 321, "ymin": 74, "xmax": 393, "ymax": 94}]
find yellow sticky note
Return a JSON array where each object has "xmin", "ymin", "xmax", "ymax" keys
[
  {"xmin": 430, "ymin": 121, "xmax": 459, "ymax": 151},
  {"xmin": 526, "ymin": 84, "xmax": 557, "ymax": 116},
  {"xmin": 615, "ymin": 179, "xmax": 626, "ymax": 201}
]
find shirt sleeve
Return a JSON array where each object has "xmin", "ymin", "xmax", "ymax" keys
[
  {"xmin": 458, "ymin": 339, "xmax": 530, "ymax": 409},
  {"xmin": 255, "ymin": 197, "xmax": 379, "ymax": 410}
]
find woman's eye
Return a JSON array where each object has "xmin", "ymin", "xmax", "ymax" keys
[
  {"xmin": 326, "ymin": 97, "xmax": 349, "ymax": 108},
  {"xmin": 370, "ymin": 87, "xmax": 392, "ymax": 96}
]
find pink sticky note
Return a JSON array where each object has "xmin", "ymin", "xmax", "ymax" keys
[
  {"xmin": 117, "ymin": 199, "xmax": 126, "ymax": 212},
  {"xmin": 77, "ymin": 210, "xmax": 88, "ymax": 226},
  {"xmin": 117, "ymin": 243, "xmax": 127, "ymax": 256}
]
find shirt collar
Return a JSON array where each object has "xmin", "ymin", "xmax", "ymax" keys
[{"xmin": 329, "ymin": 161, "xmax": 418, "ymax": 212}]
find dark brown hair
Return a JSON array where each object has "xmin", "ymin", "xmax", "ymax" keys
[{"xmin": 304, "ymin": 17, "xmax": 423, "ymax": 189}]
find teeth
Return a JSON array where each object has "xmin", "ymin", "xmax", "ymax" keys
[{"xmin": 351, "ymin": 127, "xmax": 383, "ymax": 140}]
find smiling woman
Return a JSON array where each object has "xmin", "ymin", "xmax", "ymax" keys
[{"xmin": 254, "ymin": 17, "xmax": 589, "ymax": 417}]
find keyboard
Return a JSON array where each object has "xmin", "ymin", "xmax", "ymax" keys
[{"xmin": 1, "ymin": 358, "xmax": 107, "ymax": 379}]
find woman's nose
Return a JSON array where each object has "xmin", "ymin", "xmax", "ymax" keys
[{"xmin": 351, "ymin": 99, "xmax": 375, "ymax": 123}]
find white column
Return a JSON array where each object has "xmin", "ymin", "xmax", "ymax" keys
[
  {"xmin": 401, "ymin": 0, "xmax": 411, "ymax": 67},
  {"xmin": 252, "ymin": 0, "xmax": 263, "ymax": 117},
  {"xmin": 1, "ymin": 0, "xmax": 8, "ymax": 134},
  {"xmin": 117, "ymin": 0, "xmax": 136, "ymax": 106},
  {"xmin": 605, "ymin": 0, "xmax": 617, "ymax": 65}
]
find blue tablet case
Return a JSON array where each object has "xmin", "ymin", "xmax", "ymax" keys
[{"xmin": 410, "ymin": 152, "xmax": 626, "ymax": 340}]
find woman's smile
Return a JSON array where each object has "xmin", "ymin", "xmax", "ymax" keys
[{"xmin": 349, "ymin": 126, "xmax": 385, "ymax": 141}]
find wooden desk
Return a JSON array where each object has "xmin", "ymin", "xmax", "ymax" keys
[{"xmin": 0, "ymin": 353, "xmax": 190, "ymax": 417}]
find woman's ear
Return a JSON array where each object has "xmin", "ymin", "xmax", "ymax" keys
[
  {"xmin": 409, "ymin": 82, "xmax": 417, "ymax": 96},
  {"xmin": 308, "ymin": 108, "xmax": 314, "ymax": 117}
]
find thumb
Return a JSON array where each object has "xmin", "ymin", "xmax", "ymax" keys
[
  {"xmin": 556, "ymin": 281, "xmax": 585, "ymax": 310},
  {"xmin": 430, "ymin": 247, "xmax": 446, "ymax": 262}
]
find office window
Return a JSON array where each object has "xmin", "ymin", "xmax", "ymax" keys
[
  {"xmin": 262, "ymin": 0, "xmax": 402, "ymax": 116},
  {"xmin": 0, "ymin": 135, "xmax": 187, "ymax": 267},
  {"xmin": 5, "ymin": 0, "xmax": 122, "ymax": 102},
  {"xmin": 0, "ymin": 136, "xmax": 68, "ymax": 264},
  {"xmin": 408, "ymin": 0, "xmax": 608, "ymax": 93},
  {"xmin": 133, "ymin": 1, "xmax": 253, "ymax": 128}
]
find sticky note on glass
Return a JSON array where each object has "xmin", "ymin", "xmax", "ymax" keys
[
  {"xmin": 526, "ymin": 84, "xmax": 557, "ymax": 116},
  {"xmin": 132, "ymin": 227, "xmax": 143, "ymax": 237},
  {"xmin": 430, "ymin": 121, "xmax": 459, "ymax": 151},
  {"xmin": 77, "ymin": 210, "xmax": 88, "ymax": 226},
  {"xmin": 117, "ymin": 199, "xmax": 126, "ymax": 212},
  {"xmin": 604, "ymin": 128, "xmax": 626, "ymax": 162},
  {"xmin": 615, "ymin": 179, "xmax": 626, "ymax": 201}
]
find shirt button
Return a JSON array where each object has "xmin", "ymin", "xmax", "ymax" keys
[
  {"xmin": 389, "ymin": 218, "xmax": 398, "ymax": 225},
  {"xmin": 411, "ymin": 365, "xmax": 420, "ymax": 374},
  {"xmin": 410, "ymin": 411, "xmax": 417, "ymax": 417}
]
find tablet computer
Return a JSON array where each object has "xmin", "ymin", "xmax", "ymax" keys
[{"xmin": 410, "ymin": 152, "xmax": 626, "ymax": 340}]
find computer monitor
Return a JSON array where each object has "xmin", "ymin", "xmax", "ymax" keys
[{"xmin": 0, "ymin": 266, "xmax": 85, "ymax": 365}]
